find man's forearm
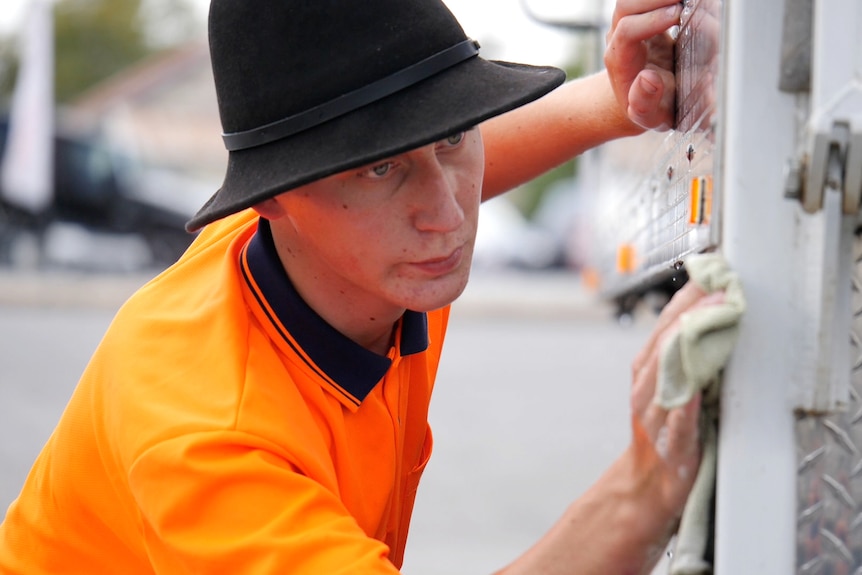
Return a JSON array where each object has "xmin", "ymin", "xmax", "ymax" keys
[
  {"xmin": 495, "ymin": 446, "xmax": 681, "ymax": 575},
  {"xmin": 479, "ymin": 70, "xmax": 644, "ymax": 202}
]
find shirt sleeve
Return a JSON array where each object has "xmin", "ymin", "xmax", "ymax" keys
[{"xmin": 128, "ymin": 429, "xmax": 402, "ymax": 574}]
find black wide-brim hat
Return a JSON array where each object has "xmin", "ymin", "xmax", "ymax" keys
[{"xmin": 186, "ymin": 0, "xmax": 566, "ymax": 232}]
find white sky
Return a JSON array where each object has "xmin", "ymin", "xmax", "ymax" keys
[{"xmin": 0, "ymin": 0, "xmax": 601, "ymax": 68}]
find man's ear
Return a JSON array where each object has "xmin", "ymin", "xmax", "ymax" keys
[{"xmin": 252, "ymin": 197, "xmax": 287, "ymax": 220}]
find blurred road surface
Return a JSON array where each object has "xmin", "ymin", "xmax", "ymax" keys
[{"xmin": 0, "ymin": 268, "xmax": 662, "ymax": 573}]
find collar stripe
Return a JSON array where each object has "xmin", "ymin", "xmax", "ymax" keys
[
  {"xmin": 240, "ymin": 219, "xmax": 429, "ymax": 404},
  {"xmin": 239, "ymin": 245, "xmax": 361, "ymax": 407}
]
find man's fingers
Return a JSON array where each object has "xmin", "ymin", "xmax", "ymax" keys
[
  {"xmin": 632, "ymin": 281, "xmax": 707, "ymax": 374},
  {"xmin": 632, "ymin": 335, "xmax": 662, "ymax": 415},
  {"xmin": 665, "ymin": 393, "xmax": 701, "ymax": 460},
  {"xmin": 605, "ymin": 0, "xmax": 681, "ymax": 130},
  {"xmin": 626, "ymin": 69, "xmax": 672, "ymax": 130},
  {"xmin": 611, "ymin": 0, "xmax": 684, "ymax": 29},
  {"xmin": 663, "ymin": 394, "xmax": 702, "ymax": 500},
  {"xmin": 609, "ymin": 3, "xmax": 682, "ymax": 46}
]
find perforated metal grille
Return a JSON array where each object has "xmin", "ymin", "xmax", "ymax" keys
[{"xmin": 588, "ymin": 0, "xmax": 721, "ymax": 299}]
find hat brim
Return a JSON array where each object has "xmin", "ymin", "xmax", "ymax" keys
[{"xmin": 186, "ymin": 58, "xmax": 565, "ymax": 231}]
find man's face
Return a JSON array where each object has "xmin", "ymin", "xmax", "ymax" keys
[{"xmin": 263, "ymin": 127, "xmax": 484, "ymax": 324}]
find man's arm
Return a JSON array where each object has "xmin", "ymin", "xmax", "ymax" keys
[
  {"xmin": 496, "ymin": 282, "xmax": 718, "ymax": 575},
  {"xmin": 480, "ymin": 0, "xmax": 682, "ymax": 201},
  {"xmin": 480, "ymin": 71, "xmax": 639, "ymax": 201}
]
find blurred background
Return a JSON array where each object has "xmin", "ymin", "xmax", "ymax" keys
[
  {"xmin": 0, "ymin": 1, "xmax": 672, "ymax": 573},
  {"xmin": 0, "ymin": 0, "xmax": 611, "ymax": 273}
]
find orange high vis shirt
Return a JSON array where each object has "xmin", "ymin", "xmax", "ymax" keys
[{"xmin": 0, "ymin": 211, "xmax": 448, "ymax": 574}]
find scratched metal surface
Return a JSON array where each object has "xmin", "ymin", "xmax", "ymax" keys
[
  {"xmin": 795, "ymin": 234, "xmax": 862, "ymax": 574},
  {"xmin": 587, "ymin": 0, "xmax": 721, "ymax": 300}
]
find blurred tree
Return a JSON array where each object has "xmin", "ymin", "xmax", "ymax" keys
[
  {"xmin": 54, "ymin": 0, "xmax": 151, "ymax": 102},
  {"xmin": 0, "ymin": 0, "xmax": 200, "ymax": 106},
  {"xmin": 55, "ymin": 0, "xmax": 199, "ymax": 102}
]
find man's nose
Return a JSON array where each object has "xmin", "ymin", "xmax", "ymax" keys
[{"xmin": 410, "ymin": 162, "xmax": 467, "ymax": 233}]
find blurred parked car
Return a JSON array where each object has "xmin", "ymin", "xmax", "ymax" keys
[
  {"xmin": 0, "ymin": 116, "xmax": 208, "ymax": 268},
  {"xmin": 472, "ymin": 195, "xmax": 563, "ymax": 270}
]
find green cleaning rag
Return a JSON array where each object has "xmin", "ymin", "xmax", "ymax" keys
[{"xmin": 656, "ymin": 253, "xmax": 746, "ymax": 575}]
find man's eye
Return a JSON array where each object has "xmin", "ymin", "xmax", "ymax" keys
[
  {"xmin": 361, "ymin": 162, "xmax": 393, "ymax": 178},
  {"xmin": 445, "ymin": 132, "xmax": 464, "ymax": 146},
  {"xmin": 371, "ymin": 163, "xmax": 391, "ymax": 176}
]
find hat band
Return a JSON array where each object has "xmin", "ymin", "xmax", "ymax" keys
[{"xmin": 221, "ymin": 39, "xmax": 481, "ymax": 152}]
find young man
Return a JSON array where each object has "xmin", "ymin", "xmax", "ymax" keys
[{"xmin": 0, "ymin": 0, "xmax": 717, "ymax": 573}]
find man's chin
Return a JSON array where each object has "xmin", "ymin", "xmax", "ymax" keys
[{"xmin": 404, "ymin": 270, "xmax": 471, "ymax": 313}]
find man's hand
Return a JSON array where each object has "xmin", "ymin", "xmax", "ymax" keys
[
  {"xmin": 495, "ymin": 280, "xmax": 728, "ymax": 575},
  {"xmin": 628, "ymin": 281, "xmax": 724, "ymax": 521},
  {"xmin": 605, "ymin": 0, "xmax": 681, "ymax": 131}
]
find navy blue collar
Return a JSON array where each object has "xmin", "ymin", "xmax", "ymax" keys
[{"xmin": 242, "ymin": 219, "xmax": 429, "ymax": 403}]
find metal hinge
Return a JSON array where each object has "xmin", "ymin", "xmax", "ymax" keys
[
  {"xmin": 781, "ymin": 0, "xmax": 862, "ymax": 215},
  {"xmin": 791, "ymin": 114, "xmax": 862, "ymax": 215}
]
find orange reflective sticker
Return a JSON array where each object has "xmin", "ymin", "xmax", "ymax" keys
[
  {"xmin": 616, "ymin": 243, "xmax": 636, "ymax": 274},
  {"xmin": 688, "ymin": 176, "xmax": 713, "ymax": 225}
]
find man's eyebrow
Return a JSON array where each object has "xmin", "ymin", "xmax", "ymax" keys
[{"xmin": 357, "ymin": 153, "xmax": 402, "ymax": 169}]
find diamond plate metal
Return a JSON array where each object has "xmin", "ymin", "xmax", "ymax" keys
[{"xmin": 795, "ymin": 233, "xmax": 862, "ymax": 574}]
